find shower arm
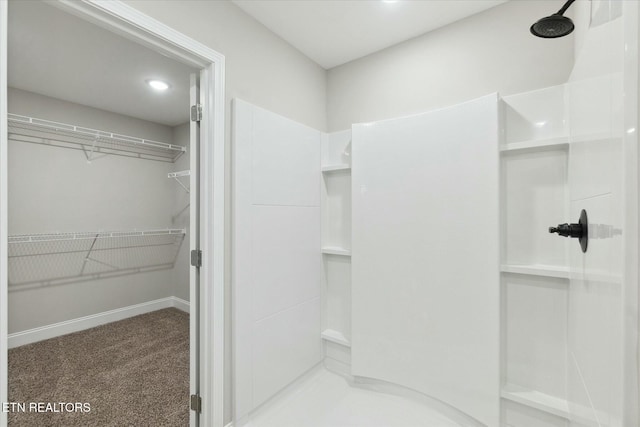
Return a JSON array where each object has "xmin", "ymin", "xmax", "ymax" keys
[{"xmin": 556, "ymin": 0, "xmax": 575, "ymax": 16}]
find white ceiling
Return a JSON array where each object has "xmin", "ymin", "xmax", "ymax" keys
[
  {"xmin": 233, "ymin": 0, "xmax": 509, "ymax": 69},
  {"xmin": 8, "ymin": 0, "xmax": 509, "ymax": 123},
  {"xmin": 8, "ymin": 1, "xmax": 195, "ymax": 127}
]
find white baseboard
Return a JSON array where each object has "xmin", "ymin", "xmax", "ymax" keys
[
  {"xmin": 9, "ymin": 296, "xmax": 190, "ymax": 348},
  {"xmin": 171, "ymin": 296, "xmax": 190, "ymax": 313}
]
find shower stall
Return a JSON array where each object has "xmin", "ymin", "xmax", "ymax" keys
[{"xmin": 230, "ymin": 1, "xmax": 639, "ymax": 426}]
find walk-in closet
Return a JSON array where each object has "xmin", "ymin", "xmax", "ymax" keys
[{"xmin": 6, "ymin": 2, "xmax": 195, "ymax": 425}]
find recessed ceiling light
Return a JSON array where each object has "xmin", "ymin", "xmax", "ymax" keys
[{"xmin": 147, "ymin": 79, "xmax": 170, "ymax": 91}]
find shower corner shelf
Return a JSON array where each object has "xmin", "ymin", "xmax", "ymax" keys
[
  {"xmin": 500, "ymin": 136, "xmax": 569, "ymax": 153},
  {"xmin": 168, "ymin": 170, "xmax": 191, "ymax": 193},
  {"xmin": 7, "ymin": 113, "xmax": 186, "ymax": 163},
  {"xmin": 321, "ymin": 329, "xmax": 351, "ymax": 347},
  {"xmin": 322, "ymin": 164, "xmax": 351, "ymax": 173},
  {"xmin": 321, "ymin": 246, "xmax": 351, "ymax": 256},
  {"xmin": 501, "ymin": 384, "xmax": 569, "ymax": 419},
  {"xmin": 500, "ymin": 264, "xmax": 570, "ymax": 279}
]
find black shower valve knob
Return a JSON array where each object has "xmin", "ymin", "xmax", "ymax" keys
[
  {"xmin": 548, "ymin": 223, "xmax": 583, "ymax": 238},
  {"xmin": 548, "ymin": 209, "xmax": 589, "ymax": 253}
]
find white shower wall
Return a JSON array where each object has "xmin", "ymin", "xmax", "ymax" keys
[
  {"xmin": 566, "ymin": 2, "xmax": 628, "ymax": 425},
  {"xmin": 7, "ymin": 88, "xmax": 189, "ymax": 335},
  {"xmin": 232, "ymin": 99, "xmax": 322, "ymax": 422},
  {"xmin": 233, "ymin": 77, "xmax": 637, "ymax": 427},
  {"xmin": 351, "ymin": 94, "xmax": 500, "ymax": 427},
  {"xmin": 498, "ymin": 3, "xmax": 638, "ymax": 425}
]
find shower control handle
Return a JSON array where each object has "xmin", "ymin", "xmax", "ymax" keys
[
  {"xmin": 548, "ymin": 223, "xmax": 582, "ymax": 238},
  {"xmin": 548, "ymin": 209, "xmax": 588, "ymax": 253}
]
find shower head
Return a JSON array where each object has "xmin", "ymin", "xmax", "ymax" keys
[{"xmin": 530, "ymin": 0, "xmax": 576, "ymax": 39}]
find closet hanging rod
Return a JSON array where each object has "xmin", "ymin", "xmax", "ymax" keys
[
  {"xmin": 9, "ymin": 229, "xmax": 186, "ymax": 244},
  {"xmin": 7, "ymin": 113, "xmax": 186, "ymax": 162}
]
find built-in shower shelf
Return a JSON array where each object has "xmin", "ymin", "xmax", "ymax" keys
[
  {"xmin": 321, "ymin": 247, "xmax": 351, "ymax": 256},
  {"xmin": 322, "ymin": 164, "xmax": 351, "ymax": 173},
  {"xmin": 571, "ymin": 131, "xmax": 622, "ymax": 144},
  {"xmin": 500, "ymin": 137, "xmax": 569, "ymax": 153},
  {"xmin": 501, "ymin": 384, "xmax": 570, "ymax": 419},
  {"xmin": 501, "ymin": 264, "xmax": 570, "ymax": 279},
  {"xmin": 321, "ymin": 329, "xmax": 350, "ymax": 347}
]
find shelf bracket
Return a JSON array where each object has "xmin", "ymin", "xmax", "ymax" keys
[
  {"xmin": 168, "ymin": 170, "xmax": 191, "ymax": 193},
  {"xmin": 81, "ymin": 137, "xmax": 107, "ymax": 163},
  {"xmin": 80, "ymin": 234, "xmax": 99, "ymax": 275}
]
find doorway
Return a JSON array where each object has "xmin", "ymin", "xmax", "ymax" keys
[{"xmin": 0, "ymin": 1, "xmax": 225, "ymax": 426}]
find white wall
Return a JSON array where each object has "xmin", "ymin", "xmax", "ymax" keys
[
  {"xmin": 232, "ymin": 99, "xmax": 322, "ymax": 423},
  {"xmin": 7, "ymin": 88, "xmax": 185, "ymax": 333},
  {"xmin": 327, "ymin": 0, "xmax": 575, "ymax": 131}
]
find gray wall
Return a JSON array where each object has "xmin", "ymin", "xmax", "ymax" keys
[
  {"xmin": 121, "ymin": 3, "xmax": 329, "ymax": 422},
  {"xmin": 7, "ymin": 88, "xmax": 187, "ymax": 333},
  {"xmin": 120, "ymin": 1, "xmax": 578, "ymax": 424},
  {"xmin": 326, "ymin": 0, "xmax": 576, "ymax": 131},
  {"xmin": 125, "ymin": 0, "xmax": 327, "ymax": 132}
]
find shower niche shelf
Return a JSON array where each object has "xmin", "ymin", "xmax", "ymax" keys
[
  {"xmin": 321, "ymin": 130, "xmax": 353, "ymax": 366},
  {"xmin": 321, "ymin": 329, "xmax": 350, "ymax": 347},
  {"xmin": 321, "ymin": 246, "xmax": 351, "ymax": 256},
  {"xmin": 7, "ymin": 113, "xmax": 185, "ymax": 162},
  {"xmin": 500, "ymin": 136, "xmax": 569, "ymax": 153},
  {"xmin": 500, "ymin": 264, "xmax": 570, "ymax": 280},
  {"xmin": 501, "ymin": 384, "xmax": 569, "ymax": 419},
  {"xmin": 322, "ymin": 164, "xmax": 351, "ymax": 173},
  {"xmin": 501, "ymin": 85, "xmax": 573, "ymax": 426}
]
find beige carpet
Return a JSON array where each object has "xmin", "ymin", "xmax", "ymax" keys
[{"xmin": 8, "ymin": 308, "xmax": 189, "ymax": 426}]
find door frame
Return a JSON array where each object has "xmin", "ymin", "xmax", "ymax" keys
[
  {"xmin": 0, "ymin": 2, "xmax": 226, "ymax": 427},
  {"xmin": 623, "ymin": 1, "xmax": 640, "ymax": 424}
]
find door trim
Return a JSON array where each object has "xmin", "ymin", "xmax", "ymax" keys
[
  {"xmin": 623, "ymin": 1, "xmax": 640, "ymax": 424},
  {"xmin": 0, "ymin": 2, "xmax": 8, "ymax": 424},
  {"xmin": 0, "ymin": 2, "xmax": 226, "ymax": 426}
]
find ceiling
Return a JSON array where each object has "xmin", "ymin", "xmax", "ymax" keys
[
  {"xmin": 232, "ymin": 0, "xmax": 509, "ymax": 69},
  {"xmin": 8, "ymin": 1, "xmax": 195, "ymax": 127},
  {"xmin": 7, "ymin": 0, "xmax": 510, "ymax": 122}
]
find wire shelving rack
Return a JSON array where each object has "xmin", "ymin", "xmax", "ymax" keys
[
  {"xmin": 8, "ymin": 113, "xmax": 186, "ymax": 162},
  {"xmin": 8, "ymin": 229, "xmax": 185, "ymax": 289}
]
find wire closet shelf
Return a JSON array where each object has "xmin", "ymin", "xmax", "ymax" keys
[
  {"xmin": 7, "ymin": 113, "xmax": 186, "ymax": 162},
  {"xmin": 8, "ymin": 229, "xmax": 186, "ymax": 289}
]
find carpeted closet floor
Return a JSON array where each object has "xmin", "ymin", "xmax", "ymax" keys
[{"xmin": 8, "ymin": 308, "xmax": 189, "ymax": 426}]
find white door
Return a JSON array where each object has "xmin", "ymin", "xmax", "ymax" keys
[{"xmin": 189, "ymin": 72, "xmax": 201, "ymax": 427}]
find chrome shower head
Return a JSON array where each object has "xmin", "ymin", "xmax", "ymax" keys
[{"xmin": 530, "ymin": 0, "xmax": 576, "ymax": 39}]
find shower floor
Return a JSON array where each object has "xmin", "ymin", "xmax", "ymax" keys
[{"xmin": 243, "ymin": 368, "xmax": 461, "ymax": 427}]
